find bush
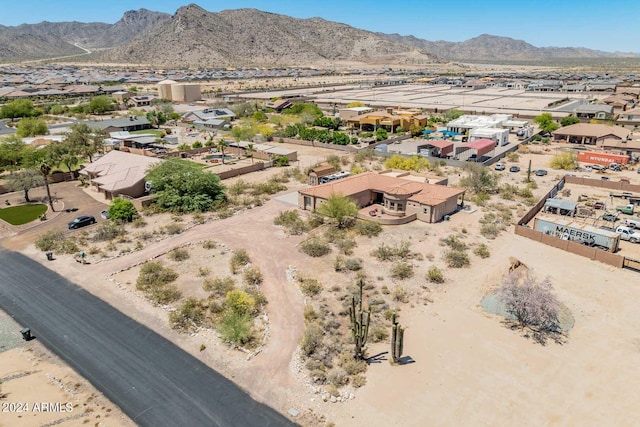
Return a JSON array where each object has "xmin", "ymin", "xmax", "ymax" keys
[
  {"xmin": 426, "ymin": 266, "xmax": 445, "ymax": 283},
  {"xmin": 168, "ymin": 247, "xmax": 190, "ymax": 261},
  {"xmin": 132, "ymin": 217, "xmax": 147, "ymax": 228},
  {"xmin": 338, "ymin": 353, "xmax": 367, "ymax": 375},
  {"xmin": 497, "ymin": 272, "xmax": 563, "ymax": 344},
  {"xmin": 230, "ymin": 249, "xmax": 251, "ymax": 274},
  {"xmin": 344, "ymin": 258, "xmax": 362, "ymax": 271},
  {"xmin": 550, "ymin": 152, "xmax": 578, "ymax": 170},
  {"xmin": 218, "ymin": 311, "xmax": 253, "ymax": 346},
  {"xmin": 136, "ymin": 262, "xmax": 181, "ymax": 304},
  {"xmin": 301, "ymin": 322, "xmax": 324, "ymax": 356},
  {"xmin": 353, "ymin": 221, "xmax": 382, "ymax": 239},
  {"xmin": 474, "ymin": 244, "xmax": 491, "ymax": 258},
  {"xmin": 352, "ymin": 375, "xmax": 367, "ymax": 388},
  {"xmin": 169, "ymin": 298, "xmax": 205, "ymax": 332},
  {"xmin": 92, "ymin": 221, "xmax": 125, "ymax": 242},
  {"xmin": 108, "ymin": 197, "xmax": 138, "ymax": 222},
  {"xmin": 335, "ymin": 237, "xmax": 357, "ymax": 255},
  {"xmin": 392, "ymin": 286, "xmax": 409, "ymax": 303},
  {"xmin": 444, "ymin": 250, "xmax": 470, "ymax": 268},
  {"xmin": 35, "ymin": 230, "xmax": 65, "ymax": 251},
  {"xmin": 299, "ymin": 277, "xmax": 323, "ymax": 297},
  {"xmin": 224, "ymin": 289, "xmax": 256, "ymax": 315},
  {"xmin": 164, "ymin": 223, "xmax": 184, "ymax": 235},
  {"xmin": 203, "ymin": 276, "xmax": 236, "ymax": 297},
  {"xmin": 370, "ymin": 326, "xmax": 389, "ymax": 343},
  {"xmin": 202, "ymin": 240, "xmax": 217, "ymax": 249},
  {"xmin": 390, "ymin": 262, "xmax": 414, "ymax": 280},
  {"xmin": 243, "ymin": 267, "xmax": 263, "ymax": 286},
  {"xmin": 273, "ymin": 210, "xmax": 309, "ymax": 235},
  {"xmin": 300, "ymin": 237, "xmax": 331, "ymax": 257},
  {"xmin": 303, "ymin": 305, "xmax": 318, "ymax": 323},
  {"xmin": 328, "ymin": 368, "xmax": 349, "ymax": 387},
  {"xmin": 441, "ymin": 234, "xmax": 467, "ymax": 251}
]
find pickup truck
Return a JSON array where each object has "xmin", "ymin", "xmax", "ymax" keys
[
  {"xmin": 616, "ymin": 204, "xmax": 635, "ymax": 215},
  {"xmin": 616, "ymin": 226, "xmax": 640, "ymax": 243},
  {"xmin": 622, "ymin": 217, "xmax": 640, "ymax": 229}
]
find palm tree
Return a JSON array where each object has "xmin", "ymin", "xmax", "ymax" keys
[
  {"xmin": 246, "ymin": 143, "xmax": 255, "ymax": 165},
  {"xmin": 216, "ymin": 140, "xmax": 228, "ymax": 164},
  {"xmin": 40, "ymin": 162, "xmax": 54, "ymax": 211}
]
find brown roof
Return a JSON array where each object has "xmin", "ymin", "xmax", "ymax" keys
[
  {"xmin": 309, "ymin": 163, "xmax": 335, "ymax": 175},
  {"xmin": 552, "ymin": 123, "xmax": 630, "ymax": 139},
  {"xmin": 300, "ymin": 172, "xmax": 464, "ymax": 206},
  {"xmin": 81, "ymin": 150, "xmax": 161, "ymax": 193}
]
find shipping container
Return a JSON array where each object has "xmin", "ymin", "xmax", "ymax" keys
[
  {"xmin": 533, "ymin": 215, "xmax": 620, "ymax": 252},
  {"xmin": 577, "ymin": 151, "xmax": 629, "ymax": 166}
]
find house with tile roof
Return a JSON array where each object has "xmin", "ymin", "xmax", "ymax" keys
[
  {"xmin": 79, "ymin": 150, "xmax": 161, "ymax": 199},
  {"xmin": 298, "ymin": 171, "xmax": 465, "ymax": 224},
  {"xmin": 552, "ymin": 123, "xmax": 630, "ymax": 145}
]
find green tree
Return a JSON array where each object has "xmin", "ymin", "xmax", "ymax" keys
[
  {"xmin": 0, "ymin": 99, "xmax": 39, "ymax": 121},
  {"xmin": 252, "ymin": 110, "xmax": 267, "ymax": 122},
  {"xmin": 409, "ymin": 124, "xmax": 424, "ymax": 137},
  {"xmin": 145, "ymin": 158, "xmax": 225, "ymax": 212},
  {"xmin": 4, "ymin": 168, "xmax": 44, "ymax": 202},
  {"xmin": 146, "ymin": 110, "xmax": 167, "ymax": 128},
  {"xmin": 375, "ymin": 128, "xmax": 388, "ymax": 141},
  {"xmin": 534, "ymin": 113, "xmax": 559, "ymax": 135},
  {"xmin": 230, "ymin": 125, "xmax": 256, "ymax": 142},
  {"xmin": 246, "ymin": 143, "xmax": 255, "ymax": 165},
  {"xmin": 46, "ymin": 142, "xmax": 79, "ymax": 172},
  {"xmin": 86, "ymin": 95, "xmax": 114, "ymax": 115},
  {"xmin": 549, "ymin": 152, "xmax": 578, "ymax": 170},
  {"xmin": 16, "ymin": 117, "xmax": 47, "ymax": 137},
  {"xmin": 65, "ymin": 123, "xmax": 104, "ymax": 162},
  {"xmin": 442, "ymin": 109, "xmax": 463, "ymax": 123},
  {"xmin": 0, "ymin": 135, "xmax": 26, "ymax": 170},
  {"xmin": 108, "ymin": 197, "xmax": 138, "ymax": 222},
  {"xmin": 459, "ymin": 163, "xmax": 499, "ymax": 195},
  {"xmin": 317, "ymin": 193, "xmax": 359, "ymax": 228},
  {"xmin": 560, "ymin": 116, "xmax": 581, "ymax": 127}
]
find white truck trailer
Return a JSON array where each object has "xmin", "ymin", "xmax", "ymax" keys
[{"xmin": 534, "ymin": 215, "xmax": 620, "ymax": 252}]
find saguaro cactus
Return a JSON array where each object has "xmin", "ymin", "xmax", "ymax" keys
[
  {"xmin": 349, "ymin": 278, "xmax": 371, "ymax": 360},
  {"xmin": 391, "ymin": 313, "xmax": 404, "ymax": 364}
]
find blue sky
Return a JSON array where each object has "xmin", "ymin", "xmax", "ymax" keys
[{"xmin": 3, "ymin": 0, "xmax": 639, "ymax": 53}]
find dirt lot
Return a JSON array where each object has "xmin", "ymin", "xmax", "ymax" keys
[{"xmin": 3, "ymin": 143, "xmax": 640, "ymax": 426}]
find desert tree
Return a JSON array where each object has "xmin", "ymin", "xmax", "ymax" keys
[
  {"xmin": 316, "ymin": 193, "xmax": 359, "ymax": 229},
  {"xmin": 459, "ymin": 163, "xmax": 499, "ymax": 195},
  {"xmin": 65, "ymin": 123, "xmax": 104, "ymax": 162},
  {"xmin": 497, "ymin": 271, "xmax": 564, "ymax": 345},
  {"xmin": 4, "ymin": 168, "xmax": 44, "ymax": 202},
  {"xmin": 216, "ymin": 140, "xmax": 228, "ymax": 164},
  {"xmin": 39, "ymin": 162, "xmax": 54, "ymax": 211}
]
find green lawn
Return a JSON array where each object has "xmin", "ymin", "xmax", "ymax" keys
[{"xmin": 0, "ymin": 204, "xmax": 48, "ymax": 225}]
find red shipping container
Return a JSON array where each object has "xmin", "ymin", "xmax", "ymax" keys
[{"xmin": 577, "ymin": 151, "xmax": 629, "ymax": 165}]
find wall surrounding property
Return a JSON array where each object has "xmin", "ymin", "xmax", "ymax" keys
[
  {"xmin": 280, "ymin": 137, "xmax": 358, "ymax": 153},
  {"xmin": 216, "ymin": 162, "xmax": 266, "ymax": 180},
  {"xmin": 564, "ymin": 175, "xmax": 640, "ymax": 193}
]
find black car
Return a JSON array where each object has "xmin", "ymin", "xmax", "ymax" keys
[
  {"xmin": 535, "ymin": 169, "xmax": 548, "ymax": 176},
  {"xmin": 509, "ymin": 165, "xmax": 520, "ymax": 172},
  {"xmin": 68, "ymin": 215, "xmax": 96, "ymax": 230}
]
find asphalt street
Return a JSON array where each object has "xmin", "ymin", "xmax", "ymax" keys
[{"xmin": 0, "ymin": 249, "xmax": 295, "ymax": 427}]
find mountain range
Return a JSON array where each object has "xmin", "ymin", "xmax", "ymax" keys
[{"xmin": 0, "ymin": 4, "xmax": 636, "ymax": 66}]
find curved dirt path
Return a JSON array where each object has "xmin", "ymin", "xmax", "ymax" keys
[{"xmin": 41, "ymin": 199, "xmax": 307, "ymax": 407}]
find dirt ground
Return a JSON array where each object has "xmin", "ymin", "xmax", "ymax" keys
[
  {"xmin": 0, "ymin": 312, "xmax": 133, "ymax": 427},
  {"xmin": 3, "ymin": 143, "xmax": 640, "ymax": 426}
]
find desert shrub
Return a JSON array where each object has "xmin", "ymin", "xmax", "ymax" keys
[
  {"xmin": 303, "ymin": 305, "xmax": 318, "ymax": 323},
  {"xmin": 35, "ymin": 230, "xmax": 65, "ymax": 251},
  {"xmin": 370, "ymin": 326, "xmax": 389, "ymax": 343},
  {"xmin": 338, "ymin": 353, "xmax": 367, "ymax": 375},
  {"xmin": 474, "ymin": 244, "xmax": 491, "ymax": 258},
  {"xmin": 344, "ymin": 258, "xmax": 362, "ymax": 271},
  {"xmin": 324, "ymin": 227, "xmax": 346, "ymax": 243},
  {"xmin": 230, "ymin": 249, "xmax": 251, "ymax": 274},
  {"xmin": 390, "ymin": 262, "xmax": 414, "ymax": 280},
  {"xmin": 203, "ymin": 276, "xmax": 236, "ymax": 297},
  {"xmin": 392, "ymin": 286, "xmax": 409, "ymax": 303},
  {"xmin": 169, "ymin": 298, "xmax": 205, "ymax": 332},
  {"xmin": 334, "ymin": 255, "xmax": 346, "ymax": 272},
  {"xmin": 198, "ymin": 266, "xmax": 210, "ymax": 276},
  {"xmin": 164, "ymin": 223, "xmax": 184, "ymax": 235},
  {"xmin": 92, "ymin": 221, "xmax": 125, "ymax": 242},
  {"xmin": 299, "ymin": 277, "xmax": 323, "ymax": 296},
  {"xmin": 202, "ymin": 240, "xmax": 217, "ymax": 249},
  {"xmin": 352, "ymin": 375, "xmax": 367, "ymax": 388},
  {"xmin": 549, "ymin": 152, "xmax": 578, "ymax": 170},
  {"xmin": 441, "ymin": 235, "xmax": 467, "ymax": 251},
  {"xmin": 58, "ymin": 238, "xmax": 80, "ymax": 254},
  {"xmin": 218, "ymin": 311, "xmax": 253, "ymax": 346},
  {"xmin": 480, "ymin": 223, "xmax": 501, "ymax": 239},
  {"xmin": 274, "ymin": 210, "xmax": 309, "ymax": 235},
  {"xmin": 300, "ymin": 237, "xmax": 331, "ymax": 257},
  {"xmin": 224, "ymin": 289, "xmax": 256, "ymax": 315},
  {"xmin": 335, "ymin": 236, "xmax": 356, "ymax": 255},
  {"xmin": 168, "ymin": 247, "xmax": 190, "ymax": 261},
  {"xmin": 426, "ymin": 266, "xmax": 445, "ymax": 283},
  {"xmin": 444, "ymin": 250, "xmax": 470, "ymax": 268},
  {"xmin": 243, "ymin": 267, "xmax": 263, "ymax": 286},
  {"xmin": 506, "ymin": 152, "xmax": 520, "ymax": 162},
  {"xmin": 497, "ymin": 272, "xmax": 564, "ymax": 344},
  {"xmin": 354, "ymin": 220, "xmax": 382, "ymax": 237},
  {"xmin": 371, "ymin": 243, "xmax": 395, "ymax": 261},
  {"xmin": 132, "ymin": 217, "xmax": 147, "ymax": 228},
  {"xmin": 307, "ymin": 214, "xmax": 325, "ymax": 228},
  {"xmin": 328, "ymin": 368, "xmax": 349, "ymax": 387},
  {"xmin": 301, "ymin": 322, "xmax": 324, "ymax": 356},
  {"xmin": 136, "ymin": 262, "xmax": 181, "ymax": 304}
]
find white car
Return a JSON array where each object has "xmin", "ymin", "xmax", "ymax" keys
[
  {"xmin": 494, "ymin": 162, "xmax": 506, "ymax": 171},
  {"xmin": 616, "ymin": 225, "xmax": 640, "ymax": 243}
]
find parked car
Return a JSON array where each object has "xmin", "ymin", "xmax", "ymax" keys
[
  {"xmin": 591, "ymin": 164, "xmax": 605, "ymax": 171},
  {"xmin": 494, "ymin": 162, "xmax": 506, "ymax": 171},
  {"xmin": 100, "ymin": 210, "xmax": 110, "ymax": 220},
  {"xmin": 609, "ymin": 163, "xmax": 622, "ymax": 171},
  {"xmin": 601, "ymin": 212, "xmax": 619, "ymax": 222},
  {"xmin": 593, "ymin": 202, "xmax": 606, "ymax": 210},
  {"xmin": 68, "ymin": 215, "xmax": 96, "ymax": 230},
  {"xmin": 535, "ymin": 169, "xmax": 548, "ymax": 176},
  {"xmin": 509, "ymin": 165, "xmax": 520, "ymax": 172}
]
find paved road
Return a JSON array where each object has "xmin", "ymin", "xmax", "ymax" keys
[{"xmin": 0, "ymin": 250, "xmax": 295, "ymax": 427}]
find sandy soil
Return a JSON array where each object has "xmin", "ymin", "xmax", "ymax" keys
[
  {"xmin": 0, "ymin": 313, "xmax": 133, "ymax": 427},
  {"xmin": 3, "ymin": 144, "xmax": 640, "ymax": 426}
]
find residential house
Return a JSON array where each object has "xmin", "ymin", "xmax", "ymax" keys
[
  {"xmin": 181, "ymin": 108, "xmax": 236, "ymax": 123},
  {"xmin": 616, "ymin": 107, "xmax": 640, "ymax": 128},
  {"xmin": 552, "ymin": 123, "xmax": 630, "ymax": 145},
  {"xmin": 84, "ymin": 116, "xmax": 152, "ymax": 135}
]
